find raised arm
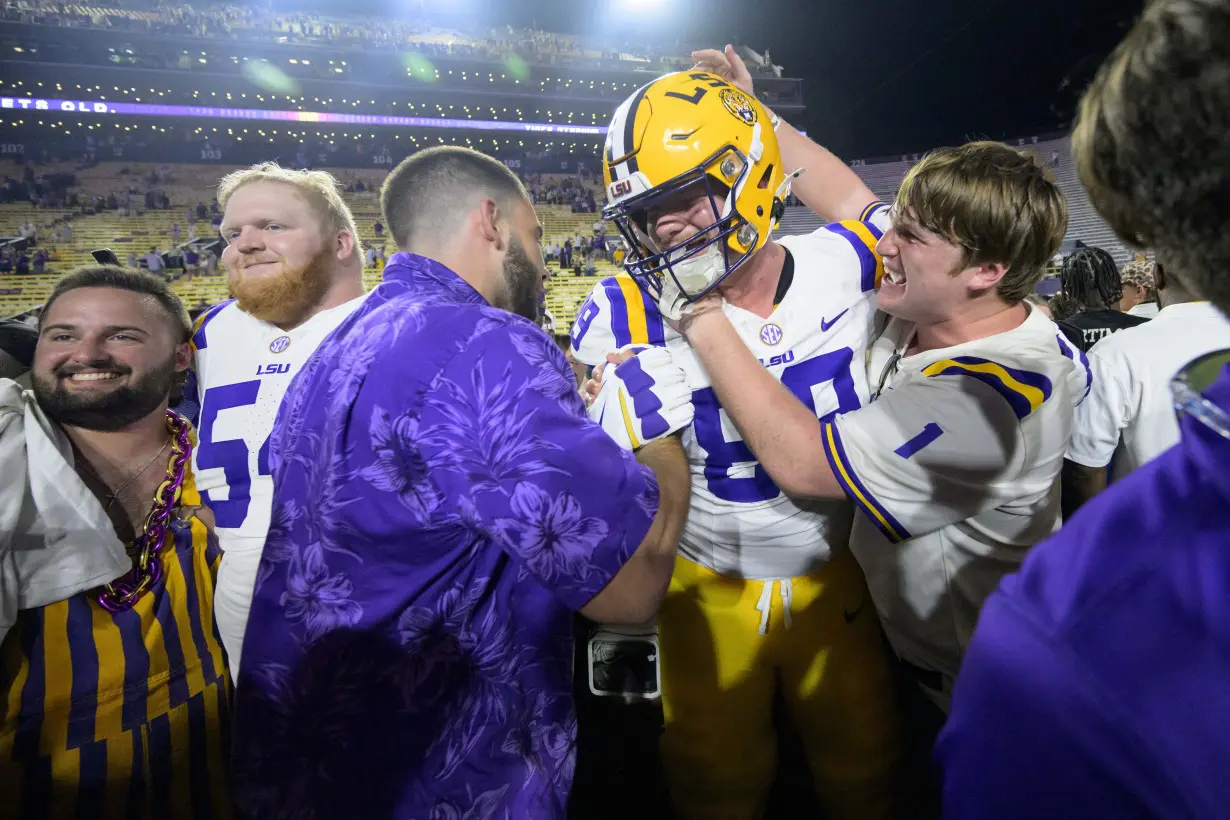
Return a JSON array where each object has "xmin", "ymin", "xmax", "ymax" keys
[{"xmin": 692, "ymin": 45, "xmax": 878, "ymax": 223}]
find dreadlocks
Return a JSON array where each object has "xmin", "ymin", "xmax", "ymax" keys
[{"xmin": 1060, "ymin": 247, "xmax": 1123, "ymax": 311}]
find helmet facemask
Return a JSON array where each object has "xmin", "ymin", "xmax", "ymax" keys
[{"xmin": 604, "ymin": 144, "xmax": 760, "ymax": 311}]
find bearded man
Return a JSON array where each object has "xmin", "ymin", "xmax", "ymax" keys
[
  {"xmin": 229, "ymin": 146, "xmax": 694, "ymax": 818},
  {"xmin": 1, "ymin": 266, "xmax": 232, "ymax": 816},
  {"xmin": 193, "ymin": 163, "xmax": 366, "ymax": 677}
]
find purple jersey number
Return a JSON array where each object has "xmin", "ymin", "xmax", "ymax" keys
[
  {"xmin": 570, "ymin": 296, "xmax": 601, "ymax": 352},
  {"xmin": 692, "ymin": 348, "xmax": 861, "ymax": 503},
  {"xmin": 197, "ymin": 380, "xmax": 272, "ymax": 528}
]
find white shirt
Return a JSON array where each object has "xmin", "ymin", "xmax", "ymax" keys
[
  {"xmin": 191, "ymin": 294, "xmax": 366, "ymax": 674},
  {"xmin": 0, "ymin": 381, "xmax": 130, "ymax": 644},
  {"xmin": 825, "ymin": 307, "xmax": 1089, "ymax": 708},
  {"xmin": 572, "ymin": 205, "xmax": 891, "ymax": 580},
  {"xmin": 1068, "ymin": 301, "xmax": 1230, "ymax": 476},
  {"xmin": 1127, "ymin": 301, "xmax": 1160, "ymax": 319}
]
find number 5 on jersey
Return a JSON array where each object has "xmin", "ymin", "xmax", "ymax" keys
[{"xmin": 196, "ymin": 380, "xmax": 271, "ymax": 528}]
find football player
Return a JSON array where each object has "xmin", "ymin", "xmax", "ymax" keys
[
  {"xmin": 191, "ymin": 163, "xmax": 366, "ymax": 677},
  {"xmin": 684, "ymin": 46, "xmax": 1092, "ymax": 807},
  {"xmin": 571, "ymin": 70, "xmax": 900, "ymax": 820}
]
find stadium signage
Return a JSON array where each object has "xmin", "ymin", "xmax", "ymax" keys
[
  {"xmin": 1, "ymin": 97, "xmax": 110, "ymax": 113},
  {"xmin": 0, "ymin": 97, "xmax": 607, "ymax": 136}
]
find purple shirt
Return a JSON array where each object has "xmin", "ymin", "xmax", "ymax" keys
[
  {"xmin": 937, "ymin": 364, "xmax": 1230, "ymax": 818},
  {"xmin": 231, "ymin": 252, "xmax": 658, "ymax": 819}
]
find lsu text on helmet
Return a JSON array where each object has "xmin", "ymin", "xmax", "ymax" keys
[{"xmin": 602, "ymin": 71, "xmax": 791, "ymax": 305}]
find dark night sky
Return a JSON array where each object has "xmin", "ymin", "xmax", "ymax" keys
[{"xmin": 267, "ymin": 0, "xmax": 1146, "ymax": 158}]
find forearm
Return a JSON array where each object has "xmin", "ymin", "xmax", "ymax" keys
[
  {"xmin": 684, "ymin": 310, "xmax": 843, "ymax": 499},
  {"xmin": 635, "ymin": 435, "xmax": 691, "ymax": 562},
  {"xmin": 771, "ymin": 112, "xmax": 878, "ymax": 223},
  {"xmin": 1061, "ymin": 459, "xmax": 1107, "ymax": 521},
  {"xmin": 576, "ymin": 435, "xmax": 689, "ymax": 625}
]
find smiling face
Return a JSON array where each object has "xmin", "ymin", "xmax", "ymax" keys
[
  {"xmin": 874, "ymin": 210, "xmax": 977, "ymax": 324},
  {"xmin": 33, "ymin": 287, "xmax": 190, "ymax": 431},
  {"xmin": 646, "ymin": 183, "xmax": 720, "ymax": 252},
  {"xmin": 220, "ymin": 181, "xmax": 338, "ymax": 326}
]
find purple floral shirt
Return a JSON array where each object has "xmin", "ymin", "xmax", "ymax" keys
[{"xmin": 231, "ymin": 253, "xmax": 659, "ymax": 819}]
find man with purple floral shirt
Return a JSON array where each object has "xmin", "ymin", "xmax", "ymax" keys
[{"xmin": 231, "ymin": 147, "xmax": 693, "ymax": 818}]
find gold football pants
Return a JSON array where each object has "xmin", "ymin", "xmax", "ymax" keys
[{"xmin": 659, "ymin": 547, "xmax": 901, "ymax": 820}]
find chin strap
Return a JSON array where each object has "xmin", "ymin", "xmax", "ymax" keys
[{"xmin": 657, "ymin": 275, "xmax": 694, "ymax": 322}]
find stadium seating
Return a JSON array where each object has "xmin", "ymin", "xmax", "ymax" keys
[
  {"xmin": 0, "ymin": 159, "xmax": 624, "ymax": 321},
  {"xmin": 0, "ymin": 131, "xmax": 1129, "ymax": 325},
  {"xmin": 775, "ymin": 135, "xmax": 1130, "ymax": 263}
]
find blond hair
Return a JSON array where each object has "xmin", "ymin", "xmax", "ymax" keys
[
  {"xmin": 217, "ymin": 162, "xmax": 362, "ymax": 258},
  {"xmin": 896, "ymin": 141, "xmax": 1068, "ymax": 304}
]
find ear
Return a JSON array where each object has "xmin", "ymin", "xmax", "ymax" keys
[
  {"xmin": 476, "ymin": 198, "xmax": 507, "ymax": 251},
  {"xmin": 173, "ymin": 341, "xmax": 192, "ymax": 374},
  {"xmin": 1153, "ymin": 262, "xmax": 1167, "ymax": 292},
  {"xmin": 968, "ymin": 261, "xmax": 1008, "ymax": 291},
  {"xmin": 334, "ymin": 229, "xmax": 356, "ymax": 262}
]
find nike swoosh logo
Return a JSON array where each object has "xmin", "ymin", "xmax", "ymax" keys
[
  {"xmin": 843, "ymin": 599, "xmax": 866, "ymax": 624},
  {"xmin": 820, "ymin": 309, "xmax": 849, "ymax": 332}
]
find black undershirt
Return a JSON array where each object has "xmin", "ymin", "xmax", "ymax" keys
[{"xmin": 772, "ymin": 247, "xmax": 796, "ymax": 308}]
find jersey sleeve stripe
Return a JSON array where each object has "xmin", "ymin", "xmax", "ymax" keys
[
  {"xmin": 1055, "ymin": 333, "xmax": 1093, "ymax": 402},
  {"xmin": 600, "ymin": 279, "xmax": 634, "ymax": 348},
  {"xmin": 825, "ymin": 220, "xmax": 884, "ymax": 292},
  {"xmin": 921, "ymin": 356, "xmax": 1054, "ymax": 419},
  {"xmin": 189, "ymin": 299, "xmax": 235, "ymax": 352},
  {"xmin": 822, "ymin": 420, "xmax": 910, "ymax": 543},
  {"xmin": 859, "ymin": 201, "xmax": 888, "ymax": 223},
  {"xmin": 613, "ymin": 275, "xmax": 666, "ymax": 346},
  {"xmin": 616, "ymin": 389, "xmax": 643, "ymax": 450}
]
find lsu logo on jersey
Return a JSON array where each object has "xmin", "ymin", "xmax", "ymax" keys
[
  {"xmin": 758, "ymin": 350, "xmax": 795, "ymax": 367},
  {"xmin": 256, "ymin": 363, "xmax": 291, "ymax": 376}
]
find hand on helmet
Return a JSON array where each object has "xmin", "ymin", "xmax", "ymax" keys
[{"xmin": 691, "ymin": 44, "xmax": 755, "ymax": 96}]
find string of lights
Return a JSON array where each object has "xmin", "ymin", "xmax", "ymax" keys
[
  {"xmin": 0, "ymin": 116, "xmax": 604, "ymax": 155},
  {"xmin": 0, "ymin": 80, "xmax": 620, "ymax": 125}
]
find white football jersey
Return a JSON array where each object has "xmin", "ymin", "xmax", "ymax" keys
[
  {"xmin": 822, "ymin": 305, "xmax": 1090, "ymax": 707},
  {"xmin": 1067, "ymin": 301, "xmax": 1230, "ymax": 476},
  {"xmin": 571, "ymin": 205, "xmax": 892, "ymax": 580},
  {"xmin": 190, "ymin": 294, "xmax": 366, "ymax": 673}
]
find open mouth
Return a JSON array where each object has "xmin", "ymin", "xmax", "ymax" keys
[{"xmin": 883, "ymin": 267, "xmax": 906, "ymax": 286}]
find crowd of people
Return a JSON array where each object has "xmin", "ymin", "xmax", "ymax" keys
[
  {"xmin": 520, "ymin": 170, "xmax": 600, "ymax": 212},
  {"xmin": 0, "ymin": 0, "xmax": 717, "ymax": 75},
  {"xmin": 2, "ymin": 4, "xmax": 1230, "ymax": 819}
]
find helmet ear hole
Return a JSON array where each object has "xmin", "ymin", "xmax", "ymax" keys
[
  {"xmin": 771, "ymin": 198, "xmax": 786, "ymax": 223},
  {"xmin": 757, "ymin": 164, "xmax": 775, "ymax": 189}
]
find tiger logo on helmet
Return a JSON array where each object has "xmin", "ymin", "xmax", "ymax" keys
[{"xmin": 602, "ymin": 71, "xmax": 792, "ymax": 315}]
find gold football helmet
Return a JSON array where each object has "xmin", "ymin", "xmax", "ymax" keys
[{"xmin": 601, "ymin": 70, "xmax": 790, "ymax": 304}]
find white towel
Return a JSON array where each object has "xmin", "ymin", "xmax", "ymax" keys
[{"xmin": 0, "ymin": 379, "xmax": 131, "ymax": 644}]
